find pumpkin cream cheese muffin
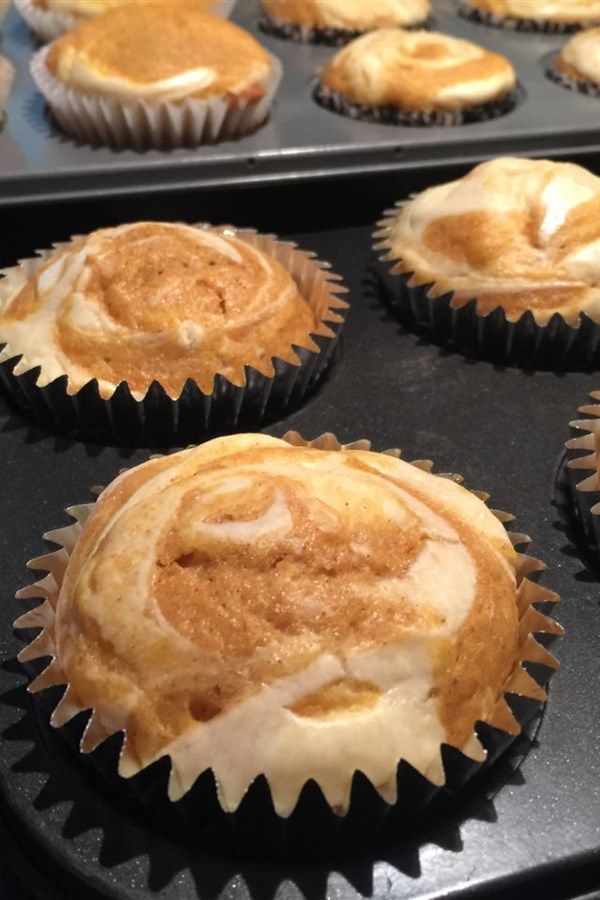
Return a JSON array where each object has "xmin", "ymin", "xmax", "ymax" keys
[
  {"xmin": 0, "ymin": 222, "xmax": 323, "ymax": 400},
  {"xmin": 463, "ymin": 0, "xmax": 600, "ymax": 29},
  {"xmin": 261, "ymin": 0, "xmax": 431, "ymax": 35},
  {"xmin": 32, "ymin": 0, "xmax": 214, "ymax": 19},
  {"xmin": 43, "ymin": 4, "xmax": 272, "ymax": 105},
  {"xmin": 555, "ymin": 27, "xmax": 600, "ymax": 90},
  {"xmin": 381, "ymin": 156, "xmax": 600, "ymax": 326},
  {"xmin": 17, "ymin": 0, "xmax": 220, "ymax": 44},
  {"xmin": 318, "ymin": 29, "xmax": 517, "ymax": 120},
  {"xmin": 37, "ymin": 432, "xmax": 523, "ymax": 813}
]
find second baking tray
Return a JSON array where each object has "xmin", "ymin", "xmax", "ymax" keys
[
  {"xmin": 0, "ymin": 171, "xmax": 599, "ymax": 898},
  {"xmin": 2, "ymin": 0, "xmax": 600, "ymax": 206}
]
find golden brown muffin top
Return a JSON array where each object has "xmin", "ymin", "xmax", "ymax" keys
[
  {"xmin": 320, "ymin": 29, "xmax": 516, "ymax": 112},
  {"xmin": 54, "ymin": 433, "xmax": 519, "ymax": 813},
  {"xmin": 383, "ymin": 156, "xmax": 600, "ymax": 325},
  {"xmin": 261, "ymin": 0, "xmax": 430, "ymax": 30},
  {"xmin": 45, "ymin": 3, "xmax": 272, "ymax": 103},
  {"xmin": 557, "ymin": 27, "xmax": 600, "ymax": 83},
  {"xmin": 467, "ymin": 0, "xmax": 600, "ymax": 23},
  {"xmin": 0, "ymin": 222, "xmax": 331, "ymax": 398}
]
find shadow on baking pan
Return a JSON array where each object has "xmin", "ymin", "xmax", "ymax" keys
[
  {"xmin": 0, "ymin": 652, "xmax": 544, "ymax": 900},
  {"xmin": 0, "ymin": 393, "xmax": 138, "ymax": 460}
]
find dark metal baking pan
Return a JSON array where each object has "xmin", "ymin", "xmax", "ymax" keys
[
  {"xmin": 0, "ymin": 169, "xmax": 599, "ymax": 898},
  {"xmin": 3, "ymin": 0, "xmax": 600, "ymax": 207}
]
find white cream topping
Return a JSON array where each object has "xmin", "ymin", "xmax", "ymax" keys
[
  {"xmin": 560, "ymin": 27, "xmax": 600, "ymax": 84},
  {"xmin": 163, "ymin": 641, "xmax": 446, "ymax": 815},
  {"xmin": 325, "ymin": 29, "xmax": 515, "ymax": 110},
  {"xmin": 58, "ymin": 435, "xmax": 515, "ymax": 810},
  {"xmin": 0, "ymin": 223, "xmax": 294, "ymax": 399},
  {"xmin": 387, "ymin": 156, "xmax": 600, "ymax": 323}
]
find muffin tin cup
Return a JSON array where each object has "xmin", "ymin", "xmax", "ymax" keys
[
  {"xmin": 258, "ymin": 13, "xmax": 432, "ymax": 47},
  {"xmin": 30, "ymin": 45, "xmax": 283, "ymax": 149},
  {"xmin": 15, "ymin": 0, "xmax": 238, "ymax": 43},
  {"xmin": 457, "ymin": 0, "xmax": 600, "ymax": 34},
  {"xmin": 312, "ymin": 80, "xmax": 523, "ymax": 127},
  {"xmin": 0, "ymin": 226, "xmax": 348, "ymax": 448},
  {"xmin": 546, "ymin": 56, "xmax": 600, "ymax": 99},
  {"xmin": 565, "ymin": 392, "xmax": 600, "ymax": 561},
  {"xmin": 14, "ymin": 431, "xmax": 561, "ymax": 851},
  {"xmin": 373, "ymin": 202, "xmax": 600, "ymax": 369}
]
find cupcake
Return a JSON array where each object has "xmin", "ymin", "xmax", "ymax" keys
[
  {"xmin": 314, "ymin": 29, "xmax": 519, "ymax": 126},
  {"xmin": 30, "ymin": 3, "xmax": 282, "ymax": 148},
  {"xmin": 566, "ymin": 392, "xmax": 600, "ymax": 559},
  {"xmin": 460, "ymin": 0, "xmax": 600, "ymax": 33},
  {"xmin": 550, "ymin": 27, "xmax": 600, "ymax": 96},
  {"xmin": 15, "ymin": 431, "xmax": 560, "ymax": 834},
  {"xmin": 0, "ymin": 222, "xmax": 347, "ymax": 446},
  {"xmin": 15, "ymin": 0, "xmax": 222, "ymax": 43},
  {"xmin": 374, "ymin": 156, "xmax": 600, "ymax": 367},
  {"xmin": 260, "ymin": 0, "xmax": 431, "ymax": 46}
]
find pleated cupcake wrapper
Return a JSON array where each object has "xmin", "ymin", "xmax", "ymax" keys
[
  {"xmin": 30, "ymin": 45, "xmax": 282, "ymax": 149},
  {"xmin": 13, "ymin": 431, "xmax": 561, "ymax": 847},
  {"xmin": 312, "ymin": 79, "xmax": 522, "ymax": 127},
  {"xmin": 258, "ymin": 13, "xmax": 432, "ymax": 47},
  {"xmin": 457, "ymin": 0, "xmax": 597, "ymax": 33},
  {"xmin": 565, "ymin": 391, "xmax": 600, "ymax": 559},
  {"xmin": 373, "ymin": 201, "xmax": 600, "ymax": 369},
  {"xmin": 15, "ymin": 0, "xmax": 75, "ymax": 42},
  {"xmin": 0, "ymin": 226, "xmax": 347, "ymax": 448},
  {"xmin": 546, "ymin": 56, "xmax": 600, "ymax": 99},
  {"xmin": 16, "ymin": 0, "xmax": 238, "ymax": 42}
]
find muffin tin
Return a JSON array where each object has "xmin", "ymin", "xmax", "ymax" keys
[
  {"xmin": 3, "ymin": 0, "xmax": 600, "ymax": 205},
  {"xmin": 0, "ymin": 178, "xmax": 596, "ymax": 897}
]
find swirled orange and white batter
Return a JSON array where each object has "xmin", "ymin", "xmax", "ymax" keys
[
  {"xmin": 53, "ymin": 433, "xmax": 519, "ymax": 814},
  {"xmin": 383, "ymin": 157, "xmax": 600, "ymax": 325},
  {"xmin": 262, "ymin": 0, "xmax": 430, "ymax": 30},
  {"xmin": 320, "ymin": 29, "xmax": 516, "ymax": 111},
  {"xmin": 44, "ymin": 3, "xmax": 271, "ymax": 104},
  {"xmin": 0, "ymin": 222, "xmax": 322, "ymax": 398}
]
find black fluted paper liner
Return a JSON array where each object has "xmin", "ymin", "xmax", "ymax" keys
[
  {"xmin": 313, "ymin": 81, "xmax": 522, "ymax": 127},
  {"xmin": 458, "ymin": 0, "xmax": 598, "ymax": 33},
  {"xmin": 376, "ymin": 266, "xmax": 600, "ymax": 370}
]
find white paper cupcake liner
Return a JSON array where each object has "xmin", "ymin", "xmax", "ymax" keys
[
  {"xmin": 313, "ymin": 79, "xmax": 522, "ymax": 127},
  {"xmin": 258, "ymin": 13, "xmax": 432, "ymax": 46},
  {"xmin": 31, "ymin": 44, "xmax": 282, "ymax": 149},
  {"xmin": 457, "ymin": 0, "xmax": 598, "ymax": 33},
  {"xmin": 14, "ymin": 431, "xmax": 561, "ymax": 846},
  {"xmin": 0, "ymin": 226, "xmax": 348, "ymax": 447},
  {"xmin": 547, "ymin": 55, "xmax": 600, "ymax": 98},
  {"xmin": 15, "ymin": 0, "xmax": 74, "ymax": 42},
  {"xmin": 566, "ymin": 392, "xmax": 600, "ymax": 558},
  {"xmin": 16, "ymin": 0, "xmax": 238, "ymax": 42},
  {"xmin": 373, "ymin": 201, "xmax": 600, "ymax": 368}
]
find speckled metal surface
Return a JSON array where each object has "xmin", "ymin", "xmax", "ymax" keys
[
  {"xmin": 4, "ymin": 0, "xmax": 600, "ymax": 205},
  {"xmin": 0, "ymin": 210, "xmax": 597, "ymax": 897}
]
